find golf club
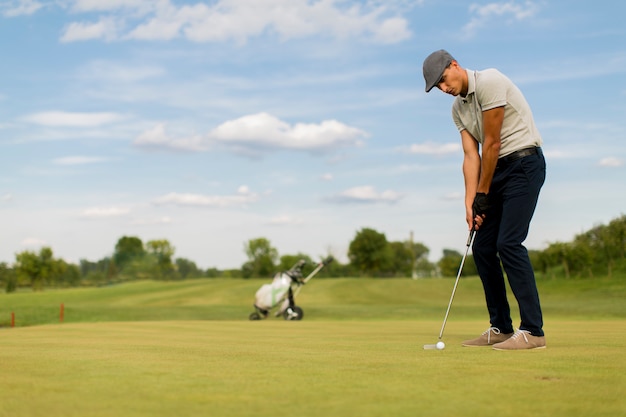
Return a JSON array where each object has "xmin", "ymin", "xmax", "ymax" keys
[{"xmin": 423, "ymin": 229, "xmax": 476, "ymax": 350}]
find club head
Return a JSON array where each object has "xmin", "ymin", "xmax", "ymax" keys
[{"xmin": 423, "ymin": 344, "xmax": 438, "ymax": 350}]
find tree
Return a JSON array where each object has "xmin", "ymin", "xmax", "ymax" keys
[
  {"xmin": 58, "ymin": 261, "xmax": 81, "ymax": 287},
  {"xmin": 536, "ymin": 214, "xmax": 626, "ymax": 278},
  {"xmin": 606, "ymin": 215, "xmax": 626, "ymax": 274},
  {"xmin": 409, "ymin": 241, "xmax": 431, "ymax": 274},
  {"xmin": 389, "ymin": 241, "xmax": 413, "ymax": 277},
  {"xmin": 176, "ymin": 258, "xmax": 202, "ymax": 279},
  {"xmin": 14, "ymin": 247, "xmax": 63, "ymax": 290},
  {"xmin": 415, "ymin": 257, "xmax": 438, "ymax": 278},
  {"xmin": 80, "ymin": 257, "xmax": 116, "ymax": 285},
  {"xmin": 348, "ymin": 228, "xmax": 393, "ymax": 276},
  {"xmin": 579, "ymin": 216, "xmax": 626, "ymax": 276},
  {"xmin": 438, "ymin": 249, "xmax": 462, "ymax": 277},
  {"xmin": 542, "ymin": 241, "xmax": 572, "ymax": 278},
  {"xmin": 146, "ymin": 239, "xmax": 177, "ymax": 279},
  {"xmin": 0, "ymin": 262, "xmax": 17, "ymax": 293},
  {"xmin": 278, "ymin": 253, "xmax": 313, "ymax": 274},
  {"xmin": 463, "ymin": 254, "xmax": 478, "ymax": 277},
  {"xmin": 438, "ymin": 247, "xmax": 478, "ymax": 278},
  {"xmin": 113, "ymin": 236, "xmax": 145, "ymax": 270},
  {"xmin": 388, "ymin": 240, "xmax": 431, "ymax": 277},
  {"xmin": 242, "ymin": 238, "xmax": 278, "ymax": 278},
  {"xmin": 205, "ymin": 267, "xmax": 222, "ymax": 278},
  {"xmin": 608, "ymin": 215, "xmax": 626, "ymax": 259}
]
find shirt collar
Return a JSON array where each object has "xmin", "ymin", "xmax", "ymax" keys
[{"xmin": 465, "ymin": 69, "xmax": 476, "ymax": 98}]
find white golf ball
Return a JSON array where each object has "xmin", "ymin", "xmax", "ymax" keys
[{"xmin": 436, "ymin": 341, "xmax": 445, "ymax": 350}]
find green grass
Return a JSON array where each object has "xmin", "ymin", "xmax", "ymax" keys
[
  {"xmin": 1, "ymin": 276, "xmax": 625, "ymax": 416},
  {"xmin": 2, "ymin": 275, "xmax": 626, "ymax": 327}
]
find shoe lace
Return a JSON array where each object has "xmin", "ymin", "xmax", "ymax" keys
[
  {"xmin": 482, "ymin": 327, "xmax": 501, "ymax": 343},
  {"xmin": 510, "ymin": 329, "xmax": 531, "ymax": 343}
]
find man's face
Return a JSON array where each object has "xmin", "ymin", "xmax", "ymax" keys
[{"xmin": 436, "ymin": 61, "xmax": 465, "ymax": 96}]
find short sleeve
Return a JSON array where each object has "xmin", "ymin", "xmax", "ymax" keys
[{"xmin": 476, "ymin": 69, "xmax": 507, "ymax": 111}]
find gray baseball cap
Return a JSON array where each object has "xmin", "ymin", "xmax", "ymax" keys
[{"xmin": 423, "ymin": 49, "xmax": 455, "ymax": 92}]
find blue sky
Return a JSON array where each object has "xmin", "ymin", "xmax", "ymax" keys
[{"xmin": 1, "ymin": 0, "xmax": 624, "ymax": 269}]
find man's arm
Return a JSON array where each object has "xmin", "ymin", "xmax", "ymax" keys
[
  {"xmin": 461, "ymin": 129, "xmax": 480, "ymax": 230},
  {"xmin": 476, "ymin": 106, "xmax": 504, "ymax": 193}
]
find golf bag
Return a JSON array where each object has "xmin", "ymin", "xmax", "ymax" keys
[{"xmin": 248, "ymin": 256, "xmax": 333, "ymax": 321}]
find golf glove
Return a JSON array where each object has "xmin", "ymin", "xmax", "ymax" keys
[{"xmin": 472, "ymin": 192, "xmax": 492, "ymax": 218}]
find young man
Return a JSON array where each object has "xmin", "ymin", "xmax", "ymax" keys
[{"xmin": 423, "ymin": 50, "xmax": 546, "ymax": 350}]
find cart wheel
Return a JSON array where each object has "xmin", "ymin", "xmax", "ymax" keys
[
  {"xmin": 283, "ymin": 306, "xmax": 304, "ymax": 321},
  {"xmin": 249, "ymin": 312, "xmax": 262, "ymax": 320}
]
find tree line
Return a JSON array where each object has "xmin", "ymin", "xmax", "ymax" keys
[
  {"xmin": 0, "ymin": 228, "xmax": 467, "ymax": 292},
  {"xmin": 0, "ymin": 214, "xmax": 624, "ymax": 292},
  {"xmin": 529, "ymin": 214, "xmax": 626, "ymax": 279}
]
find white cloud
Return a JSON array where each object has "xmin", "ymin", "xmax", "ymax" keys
[
  {"xmin": 370, "ymin": 16, "xmax": 410, "ymax": 44},
  {"xmin": 152, "ymin": 187, "xmax": 259, "ymax": 208},
  {"xmin": 133, "ymin": 123, "xmax": 208, "ymax": 152},
  {"xmin": 442, "ymin": 192, "xmax": 463, "ymax": 201},
  {"xmin": 52, "ymin": 156, "xmax": 108, "ymax": 165},
  {"xmin": 57, "ymin": 0, "xmax": 412, "ymax": 44},
  {"xmin": 21, "ymin": 237, "xmax": 47, "ymax": 247},
  {"xmin": 320, "ymin": 173, "xmax": 334, "ymax": 181},
  {"xmin": 130, "ymin": 216, "xmax": 173, "ymax": 226},
  {"xmin": 129, "ymin": 2, "xmax": 197, "ymax": 41},
  {"xmin": 79, "ymin": 60, "xmax": 166, "ymax": 83},
  {"xmin": 179, "ymin": 1, "xmax": 411, "ymax": 44},
  {"xmin": 268, "ymin": 215, "xmax": 303, "ymax": 225},
  {"xmin": 385, "ymin": 164, "xmax": 429, "ymax": 175},
  {"xmin": 1, "ymin": 0, "xmax": 44, "ymax": 17},
  {"xmin": 134, "ymin": 113, "xmax": 366, "ymax": 155},
  {"xmin": 22, "ymin": 111, "xmax": 126, "ymax": 127},
  {"xmin": 60, "ymin": 17, "xmax": 121, "ymax": 42},
  {"xmin": 400, "ymin": 142, "xmax": 461, "ymax": 155},
  {"xmin": 68, "ymin": 0, "xmax": 155, "ymax": 13},
  {"xmin": 326, "ymin": 185, "xmax": 403, "ymax": 204},
  {"xmin": 599, "ymin": 157, "xmax": 623, "ymax": 167},
  {"xmin": 80, "ymin": 206, "xmax": 131, "ymax": 218},
  {"xmin": 209, "ymin": 112, "xmax": 367, "ymax": 154},
  {"xmin": 463, "ymin": 1, "xmax": 540, "ymax": 37}
]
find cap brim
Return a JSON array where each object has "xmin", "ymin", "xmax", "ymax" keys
[{"xmin": 425, "ymin": 69, "xmax": 444, "ymax": 93}]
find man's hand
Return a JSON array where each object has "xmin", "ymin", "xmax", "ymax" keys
[
  {"xmin": 472, "ymin": 192, "xmax": 491, "ymax": 228},
  {"xmin": 472, "ymin": 192, "xmax": 491, "ymax": 230}
]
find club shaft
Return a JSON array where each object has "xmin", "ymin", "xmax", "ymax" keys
[{"xmin": 438, "ymin": 230, "xmax": 475, "ymax": 340}]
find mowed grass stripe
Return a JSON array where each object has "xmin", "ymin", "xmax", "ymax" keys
[
  {"xmin": 1, "ymin": 320, "xmax": 625, "ymax": 417},
  {"xmin": 2, "ymin": 276, "xmax": 626, "ymax": 327}
]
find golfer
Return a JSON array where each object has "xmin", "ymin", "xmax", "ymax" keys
[{"xmin": 423, "ymin": 50, "xmax": 546, "ymax": 350}]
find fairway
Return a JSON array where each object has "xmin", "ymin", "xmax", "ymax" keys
[
  {"xmin": 2, "ymin": 320, "xmax": 625, "ymax": 417},
  {"xmin": 1, "ymin": 277, "xmax": 626, "ymax": 416}
]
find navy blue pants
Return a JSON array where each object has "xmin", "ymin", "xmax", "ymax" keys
[{"xmin": 472, "ymin": 149, "xmax": 546, "ymax": 336}]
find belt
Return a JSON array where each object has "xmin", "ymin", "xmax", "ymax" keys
[{"xmin": 497, "ymin": 147, "xmax": 539, "ymax": 168}]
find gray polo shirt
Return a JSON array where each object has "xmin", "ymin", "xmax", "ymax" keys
[{"xmin": 452, "ymin": 68, "xmax": 542, "ymax": 157}]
